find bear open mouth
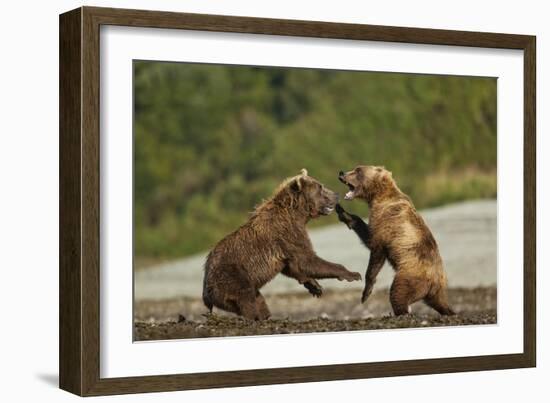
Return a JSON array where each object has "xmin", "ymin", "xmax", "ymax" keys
[
  {"xmin": 338, "ymin": 177, "xmax": 356, "ymax": 200},
  {"xmin": 344, "ymin": 188, "xmax": 355, "ymax": 200}
]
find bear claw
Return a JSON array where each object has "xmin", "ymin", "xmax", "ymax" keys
[{"xmin": 304, "ymin": 281, "xmax": 323, "ymax": 297}]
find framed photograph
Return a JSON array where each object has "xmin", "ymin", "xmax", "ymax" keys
[{"xmin": 59, "ymin": 6, "xmax": 536, "ymax": 396}]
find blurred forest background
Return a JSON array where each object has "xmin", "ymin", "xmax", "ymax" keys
[{"xmin": 134, "ymin": 61, "xmax": 496, "ymax": 267}]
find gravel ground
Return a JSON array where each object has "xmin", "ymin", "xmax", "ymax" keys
[{"xmin": 134, "ymin": 286, "xmax": 496, "ymax": 341}]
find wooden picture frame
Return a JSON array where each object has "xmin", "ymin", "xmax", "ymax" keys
[{"xmin": 59, "ymin": 6, "xmax": 536, "ymax": 396}]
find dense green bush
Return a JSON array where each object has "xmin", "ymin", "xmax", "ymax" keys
[{"xmin": 134, "ymin": 61, "xmax": 496, "ymax": 264}]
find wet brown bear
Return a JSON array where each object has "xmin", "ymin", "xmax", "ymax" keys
[
  {"xmin": 337, "ymin": 165, "xmax": 455, "ymax": 316},
  {"xmin": 203, "ymin": 169, "xmax": 362, "ymax": 320}
]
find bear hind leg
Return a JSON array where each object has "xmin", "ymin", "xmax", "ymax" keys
[
  {"xmin": 254, "ymin": 292, "xmax": 271, "ymax": 320},
  {"xmin": 235, "ymin": 290, "xmax": 271, "ymax": 321},
  {"xmin": 390, "ymin": 273, "xmax": 429, "ymax": 316},
  {"xmin": 424, "ymin": 289, "xmax": 455, "ymax": 316},
  {"xmin": 232, "ymin": 283, "xmax": 264, "ymax": 320},
  {"xmin": 235, "ymin": 296, "xmax": 261, "ymax": 320},
  {"xmin": 210, "ymin": 266, "xmax": 263, "ymax": 320}
]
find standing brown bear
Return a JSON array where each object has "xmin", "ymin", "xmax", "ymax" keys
[
  {"xmin": 337, "ymin": 165, "xmax": 455, "ymax": 316},
  {"xmin": 203, "ymin": 169, "xmax": 362, "ymax": 320}
]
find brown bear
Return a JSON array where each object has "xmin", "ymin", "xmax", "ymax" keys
[
  {"xmin": 202, "ymin": 169, "xmax": 362, "ymax": 320},
  {"xmin": 337, "ymin": 165, "xmax": 455, "ymax": 316}
]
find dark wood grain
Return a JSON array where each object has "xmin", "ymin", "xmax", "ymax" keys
[
  {"xmin": 59, "ymin": 7, "xmax": 82, "ymax": 395},
  {"xmin": 523, "ymin": 38, "xmax": 537, "ymax": 366},
  {"xmin": 59, "ymin": 6, "xmax": 537, "ymax": 396},
  {"xmin": 86, "ymin": 6, "xmax": 531, "ymax": 49},
  {"xmin": 81, "ymin": 6, "xmax": 102, "ymax": 395},
  {"xmin": 84, "ymin": 353, "xmax": 532, "ymax": 396}
]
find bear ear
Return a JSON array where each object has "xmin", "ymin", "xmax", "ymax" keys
[
  {"xmin": 382, "ymin": 170, "xmax": 393, "ymax": 183},
  {"xmin": 300, "ymin": 168, "xmax": 308, "ymax": 177},
  {"xmin": 290, "ymin": 178, "xmax": 302, "ymax": 193}
]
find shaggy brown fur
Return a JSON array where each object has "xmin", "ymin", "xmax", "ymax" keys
[
  {"xmin": 203, "ymin": 169, "xmax": 362, "ymax": 320},
  {"xmin": 337, "ymin": 166, "xmax": 455, "ymax": 316}
]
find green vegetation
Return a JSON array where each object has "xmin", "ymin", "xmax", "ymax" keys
[{"xmin": 134, "ymin": 61, "xmax": 496, "ymax": 264}]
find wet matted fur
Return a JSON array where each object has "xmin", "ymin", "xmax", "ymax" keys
[
  {"xmin": 203, "ymin": 169, "xmax": 362, "ymax": 320},
  {"xmin": 337, "ymin": 165, "xmax": 455, "ymax": 316}
]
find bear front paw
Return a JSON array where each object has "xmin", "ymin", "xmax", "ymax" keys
[
  {"xmin": 304, "ymin": 280, "xmax": 323, "ymax": 298},
  {"xmin": 340, "ymin": 271, "xmax": 362, "ymax": 282},
  {"xmin": 335, "ymin": 204, "xmax": 356, "ymax": 229}
]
